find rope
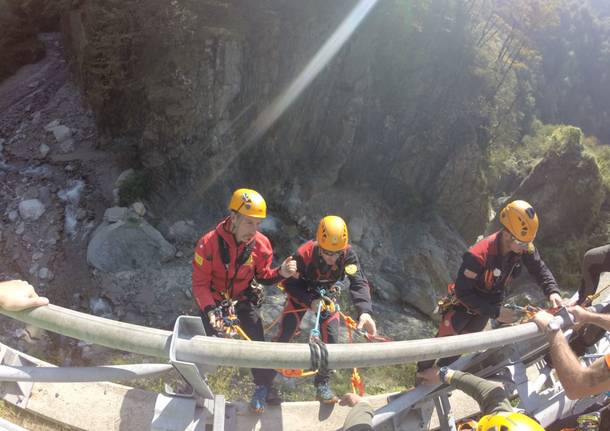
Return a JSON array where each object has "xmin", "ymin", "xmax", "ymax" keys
[
  {"xmin": 233, "ymin": 325, "xmax": 251, "ymax": 341},
  {"xmin": 309, "ymin": 341, "xmax": 321, "ymax": 372},
  {"xmin": 351, "ymin": 367, "xmax": 365, "ymax": 396},
  {"xmin": 339, "ymin": 312, "xmax": 393, "ymax": 342},
  {"xmin": 310, "ymin": 337, "xmax": 329, "ymax": 378},
  {"xmin": 310, "ymin": 300, "xmax": 324, "ymax": 340},
  {"xmin": 583, "ymin": 282, "xmax": 610, "ymax": 307},
  {"xmin": 264, "ymin": 306, "xmax": 309, "ymax": 332}
]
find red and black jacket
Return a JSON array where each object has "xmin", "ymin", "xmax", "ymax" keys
[
  {"xmin": 191, "ymin": 217, "xmax": 283, "ymax": 314},
  {"xmin": 283, "ymin": 240, "xmax": 373, "ymax": 316},
  {"xmin": 454, "ymin": 231, "xmax": 559, "ymax": 319}
]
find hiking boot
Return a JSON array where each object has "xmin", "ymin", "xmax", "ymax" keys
[
  {"xmin": 315, "ymin": 382, "xmax": 338, "ymax": 404},
  {"xmin": 249, "ymin": 385, "xmax": 268, "ymax": 414},
  {"xmin": 266, "ymin": 386, "xmax": 283, "ymax": 406}
]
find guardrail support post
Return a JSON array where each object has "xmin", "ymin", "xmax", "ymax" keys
[
  {"xmin": 0, "ymin": 344, "xmax": 34, "ymax": 409},
  {"xmin": 167, "ymin": 315, "xmax": 215, "ymax": 400}
]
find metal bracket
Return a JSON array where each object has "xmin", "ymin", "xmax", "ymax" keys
[
  {"xmin": 0, "ymin": 344, "xmax": 34, "ymax": 409},
  {"xmin": 393, "ymin": 398, "xmax": 434, "ymax": 431},
  {"xmin": 167, "ymin": 315, "xmax": 215, "ymax": 400},
  {"xmin": 434, "ymin": 393, "xmax": 456, "ymax": 431},
  {"xmin": 151, "ymin": 393, "xmax": 235, "ymax": 431}
]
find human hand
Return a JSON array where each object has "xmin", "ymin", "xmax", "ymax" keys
[
  {"xmin": 497, "ymin": 306, "xmax": 518, "ymax": 324},
  {"xmin": 531, "ymin": 310, "xmax": 554, "ymax": 332},
  {"xmin": 549, "ymin": 293, "xmax": 566, "ymax": 308},
  {"xmin": 357, "ymin": 313, "xmax": 377, "ymax": 336},
  {"xmin": 208, "ymin": 311, "xmax": 225, "ymax": 331},
  {"xmin": 310, "ymin": 298, "xmax": 322, "ymax": 312},
  {"xmin": 339, "ymin": 392, "xmax": 362, "ymax": 407},
  {"xmin": 567, "ymin": 305, "xmax": 593, "ymax": 325},
  {"xmin": 279, "ymin": 256, "xmax": 297, "ymax": 278},
  {"xmin": 0, "ymin": 280, "xmax": 49, "ymax": 311},
  {"xmin": 565, "ymin": 296, "xmax": 579, "ymax": 307}
]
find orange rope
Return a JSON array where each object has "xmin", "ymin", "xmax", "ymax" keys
[
  {"xmin": 264, "ymin": 307, "xmax": 309, "ymax": 332},
  {"xmin": 276, "ymin": 368, "xmax": 318, "ymax": 378},
  {"xmin": 351, "ymin": 368, "xmax": 365, "ymax": 396}
]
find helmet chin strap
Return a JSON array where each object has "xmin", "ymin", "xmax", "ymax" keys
[
  {"xmin": 499, "ymin": 229, "xmax": 511, "ymax": 256},
  {"xmin": 230, "ymin": 213, "xmax": 243, "ymax": 241}
]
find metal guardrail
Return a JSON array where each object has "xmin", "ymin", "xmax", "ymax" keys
[
  {"xmin": 0, "ymin": 363, "xmax": 173, "ymax": 382},
  {"xmin": 0, "ymin": 303, "xmax": 583, "ymax": 370},
  {"xmin": 0, "ymin": 301, "xmax": 607, "ymax": 431}
]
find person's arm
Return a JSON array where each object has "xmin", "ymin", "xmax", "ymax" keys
[
  {"xmin": 345, "ymin": 249, "xmax": 372, "ymax": 316},
  {"xmin": 416, "ymin": 367, "xmax": 512, "ymax": 414},
  {"xmin": 282, "ymin": 251, "xmax": 316, "ymax": 305},
  {"xmin": 454, "ymin": 253, "xmax": 499, "ymax": 318},
  {"xmin": 0, "ymin": 280, "xmax": 49, "ymax": 311},
  {"xmin": 192, "ymin": 235, "xmax": 216, "ymax": 314},
  {"xmin": 448, "ymin": 370, "xmax": 513, "ymax": 414},
  {"xmin": 522, "ymin": 249, "xmax": 561, "ymax": 304},
  {"xmin": 344, "ymin": 249, "xmax": 376, "ymax": 335},
  {"xmin": 533, "ymin": 310, "xmax": 610, "ymax": 399},
  {"xmin": 253, "ymin": 236, "xmax": 297, "ymax": 285},
  {"xmin": 569, "ymin": 305, "xmax": 610, "ymax": 332},
  {"xmin": 340, "ymin": 393, "xmax": 373, "ymax": 431}
]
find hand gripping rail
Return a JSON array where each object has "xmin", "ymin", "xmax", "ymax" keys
[{"xmin": 2, "ymin": 303, "xmax": 597, "ymax": 370}]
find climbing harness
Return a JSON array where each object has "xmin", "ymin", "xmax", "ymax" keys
[
  {"xmin": 210, "ymin": 298, "xmax": 252, "ymax": 340},
  {"xmin": 271, "ymin": 284, "xmax": 392, "ymax": 394}
]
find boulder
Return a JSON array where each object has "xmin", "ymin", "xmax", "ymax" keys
[
  {"xmin": 131, "ymin": 201, "xmax": 146, "ymax": 216},
  {"xmin": 103, "ymin": 207, "xmax": 128, "ymax": 223},
  {"xmin": 87, "ymin": 211, "xmax": 175, "ymax": 272},
  {"xmin": 18, "ymin": 199, "xmax": 45, "ymax": 220},
  {"xmin": 168, "ymin": 220, "xmax": 199, "ymax": 244},
  {"xmin": 382, "ymin": 214, "xmax": 467, "ymax": 318},
  {"xmin": 51, "ymin": 125, "xmax": 71, "ymax": 143},
  {"xmin": 115, "ymin": 169, "xmax": 135, "ymax": 188},
  {"xmin": 44, "ymin": 120, "xmax": 60, "ymax": 131}
]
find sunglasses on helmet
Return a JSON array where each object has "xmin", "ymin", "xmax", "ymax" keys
[
  {"xmin": 235, "ymin": 193, "xmax": 253, "ymax": 213},
  {"xmin": 510, "ymin": 234, "xmax": 529, "ymax": 248},
  {"xmin": 320, "ymin": 248, "xmax": 342, "ymax": 258}
]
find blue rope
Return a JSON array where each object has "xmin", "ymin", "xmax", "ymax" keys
[{"xmin": 310, "ymin": 299, "xmax": 324, "ymax": 340}]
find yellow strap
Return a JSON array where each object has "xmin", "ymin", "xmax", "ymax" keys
[{"xmin": 234, "ymin": 325, "xmax": 252, "ymax": 341}]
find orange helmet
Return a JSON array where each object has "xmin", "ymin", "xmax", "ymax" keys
[
  {"xmin": 316, "ymin": 216, "xmax": 349, "ymax": 252},
  {"xmin": 228, "ymin": 188, "xmax": 266, "ymax": 218},
  {"xmin": 499, "ymin": 200, "xmax": 539, "ymax": 243}
]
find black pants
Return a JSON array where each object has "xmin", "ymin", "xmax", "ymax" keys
[
  {"xmin": 569, "ymin": 245, "xmax": 610, "ymax": 355},
  {"xmin": 417, "ymin": 305, "xmax": 489, "ymax": 371},
  {"xmin": 579, "ymin": 244, "xmax": 610, "ymax": 303},
  {"xmin": 200, "ymin": 300, "xmax": 276, "ymax": 388},
  {"xmin": 274, "ymin": 296, "xmax": 340, "ymax": 385}
]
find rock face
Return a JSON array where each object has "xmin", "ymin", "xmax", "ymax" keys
[
  {"xmin": 509, "ymin": 126, "xmax": 605, "ymax": 246},
  {"xmin": 0, "ymin": 2, "xmax": 44, "ymax": 82},
  {"xmin": 52, "ymin": 2, "xmax": 609, "ymax": 324},
  {"xmin": 370, "ymin": 214, "xmax": 467, "ymax": 318},
  {"xmin": 60, "ymin": 0, "xmax": 497, "ymax": 243},
  {"xmin": 87, "ymin": 208, "xmax": 176, "ymax": 272}
]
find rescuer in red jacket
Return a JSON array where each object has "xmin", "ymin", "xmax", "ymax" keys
[
  {"xmin": 416, "ymin": 200, "xmax": 565, "ymax": 373},
  {"xmin": 192, "ymin": 188, "xmax": 296, "ymax": 414},
  {"xmin": 274, "ymin": 215, "xmax": 376, "ymax": 403}
]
